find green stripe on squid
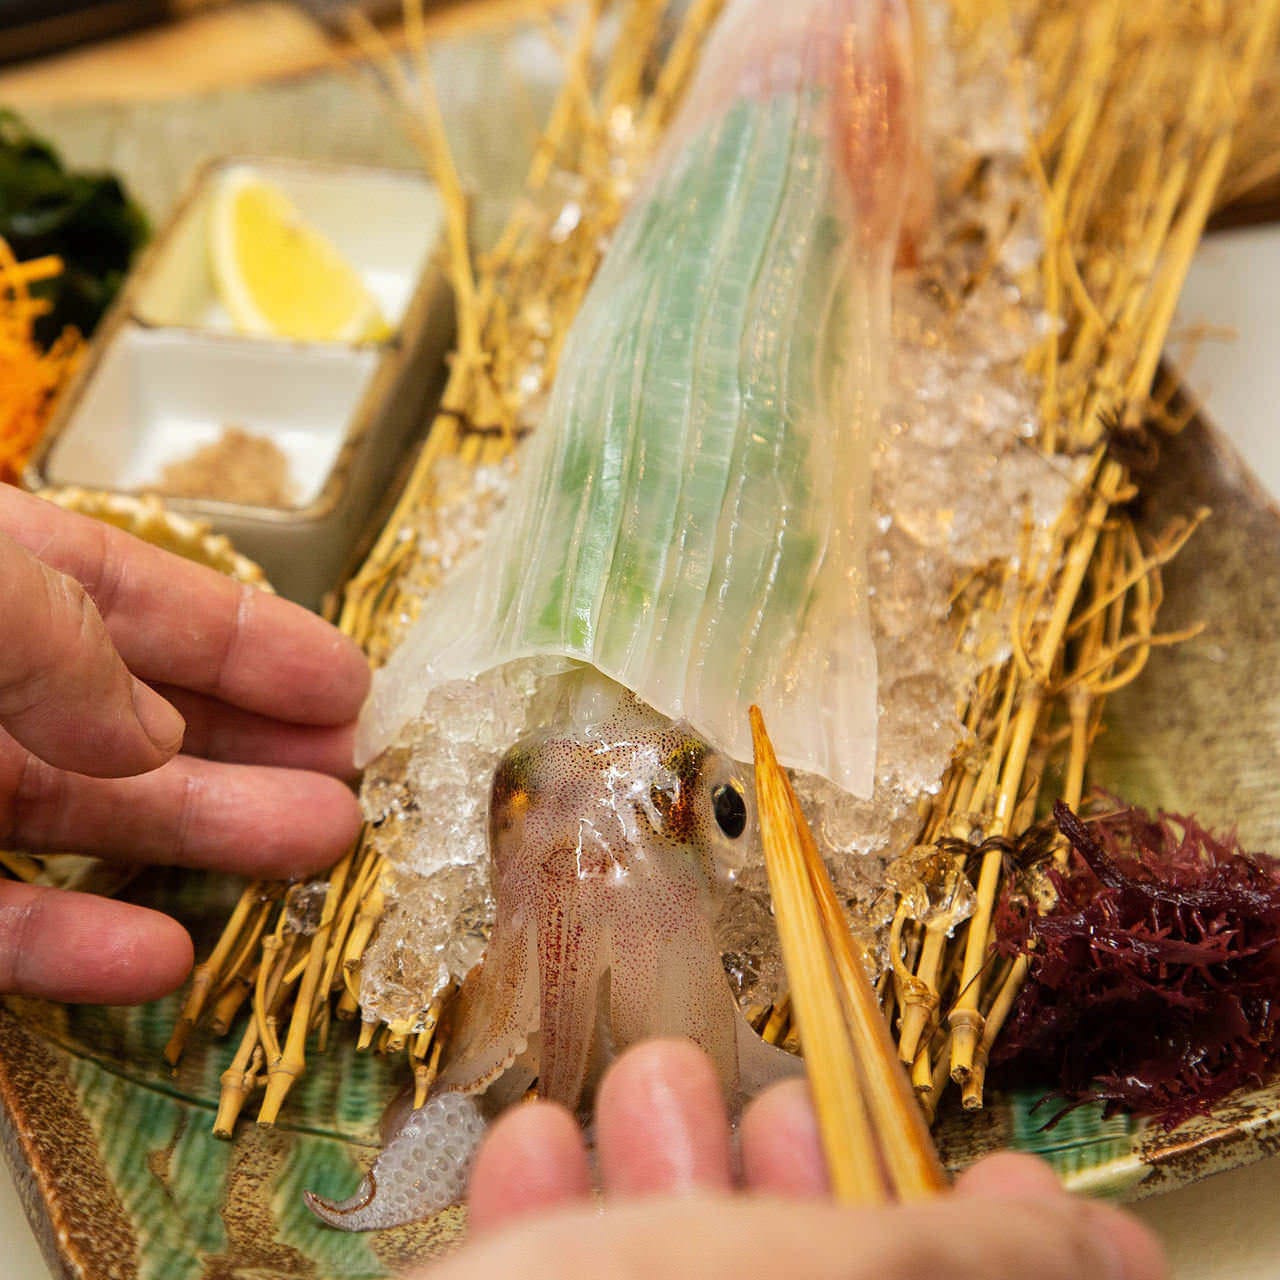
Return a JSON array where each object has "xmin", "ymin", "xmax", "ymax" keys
[
  {"xmin": 503, "ymin": 92, "xmax": 834, "ymax": 676},
  {"xmin": 363, "ymin": 80, "xmax": 884, "ymax": 792}
]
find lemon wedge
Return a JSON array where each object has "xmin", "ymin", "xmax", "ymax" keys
[{"xmin": 209, "ymin": 169, "xmax": 388, "ymax": 343}]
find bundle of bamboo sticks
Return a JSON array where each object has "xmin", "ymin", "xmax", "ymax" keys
[
  {"xmin": 892, "ymin": 0, "xmax": 1279, "ymax": 1117},
  {"xmin": 163, "ymin": 0, "xmax": 1280, "ymax": 1141}
]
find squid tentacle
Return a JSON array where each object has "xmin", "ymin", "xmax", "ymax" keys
[{"xmin": 303, "ymin": 1091, "xmax": 489, "ymax": 1232}]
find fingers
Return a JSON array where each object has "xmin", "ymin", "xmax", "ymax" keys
[
  {"xmin": 1078, "ymin": 1197, "xmax": 1170, "ymax": 1280},
  {"xmin": 739, "ymin": 1077, "xmax": 829, "ymax": 1197},
  {"xmin": 455, "ymin": 1043, "xmax": 1166, "ymax": 1280},
  {"xmin": 0, "ymin": 531, "xmax": 185, "ymax": 777},
  {"xmin": 467, "ymin": 1103, "xmax": 592, "ymax": 1235},
  {"xmin": 953, "ymin": 1149, "xmax": 1169, "ymax": 1280},
  {"xmin": 0, "ymin": 738, "xmax": 361, "ymax": 877},
  {"xmin": 595, "ymin": 1038, "xmax": 733, "ymax": 1197},
  {"xmin": 885, "ymin": 1190, "xmax": 1168, "ymax": 1280},
  {"xmin": 0, "ymin": 880, "xmax": 192, "ymax": 1003},
  {"xmin": 470, "ymin": 1041, "xmax": 737, "ymax": 1238},
  {"xmin": 427, "ymin": 1190, "xmax": 1168, "ymax": 1280},
  {"xmin": 156, "ymin": 686, "xmax": 358, "ymax": 778},
  {"xmin": 0, "ymin": 487, "xmax": 370, "ymax": 727},
  {"xmin": 956, "ymin": 1152, "xmax": 1065, "ymax": 1199}
]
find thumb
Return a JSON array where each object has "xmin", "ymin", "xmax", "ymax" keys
[{"xmin": 0, "ymin": 532, "xmax": 185, "ymax": 777}]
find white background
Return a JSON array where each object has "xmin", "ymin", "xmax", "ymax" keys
[{"xmin": 5, "ymin": 225, "xmax": 1280, "ymax": 1278}]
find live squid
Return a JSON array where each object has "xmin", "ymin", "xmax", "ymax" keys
[{"xmin": 308, "ymin": 0, "xmax": 923, "ymax": 1231}]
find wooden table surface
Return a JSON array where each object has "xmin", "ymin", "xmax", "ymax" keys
[
  {"xmin": 0, "ymin": 0, "xmax": 551, "ymax": 105},
  {"xmin": 0, "ymin": 1, "xmax": 331, "ymax": 103}
]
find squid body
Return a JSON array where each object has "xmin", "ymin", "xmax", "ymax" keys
[{"xmin": 309, "ymin": 0, "xmax": 922, "ymax": 1231}]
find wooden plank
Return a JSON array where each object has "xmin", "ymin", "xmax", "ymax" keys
[{"xmin": 0, "ymin": 0, "xmax": 559, "ymax": 106}]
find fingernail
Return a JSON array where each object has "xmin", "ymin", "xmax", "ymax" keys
[
  {"xmin": 634, "ymin": 1062, "xmax": 701, "ymax": 1188},
  {"xmin": 132, "ymin": 680, "xmax": 185, "ymax": 755},
  {"xmin": 740, "ymin": 1078, "xmax": 829, "ymax": 1197},
  {"xmin": 598, "ymin": 1040, "xmax": 732, "ymax": 1194}
]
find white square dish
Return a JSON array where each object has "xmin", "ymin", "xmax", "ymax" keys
[
  {"xmin": 43, "ymin": 325, "xmax": 377, "ymax": 509},
  {"xmin": 28, "ymin": 156, "xmax": 454, "ymax": 606}
]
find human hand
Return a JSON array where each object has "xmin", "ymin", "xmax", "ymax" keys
[
  {"xmin": 421, "ymin": 1039, "xmax": 1168, "ymax": 1280},
  {"xmin": 0, "ymin": 485, "xmax": 369, "ymax": 1004}
]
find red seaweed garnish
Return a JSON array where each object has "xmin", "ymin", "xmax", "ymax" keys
[{"xmin": 991, "ymin": 800, "xmax": 1280, "ymax": 1127}]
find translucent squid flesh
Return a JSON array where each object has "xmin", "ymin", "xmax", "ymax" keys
[
  {"xmin": 310, "ymin": 0, "xmax": 921, "ymax": 1232},
  {"xmin": 308, "ymin": 672, "xmax": 799, "ymax": 1231},
  {"xmin": 357, "ymin": 0, "xmax": 922, "ymax": 797}
]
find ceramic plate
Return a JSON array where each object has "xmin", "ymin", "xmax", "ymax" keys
[
  {"xmin": 7, "ymin": 9, "xmax": 1280, "ymax": 1273},
  {"xmin": 5, "ymin": 406, "xmax": 1280, "ymax": 1277}
]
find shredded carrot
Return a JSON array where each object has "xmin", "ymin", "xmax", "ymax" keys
[{"xmin": 0, "ymin": 236, "xmax": 82, "ymax": 484}]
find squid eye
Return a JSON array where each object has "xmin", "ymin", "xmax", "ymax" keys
[{"xmin": 712, "ymin": 783, "xmax": 747, "ymax": 839}]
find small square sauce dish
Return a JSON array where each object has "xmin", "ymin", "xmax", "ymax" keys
[{"xmin": 27, "ymin": 156, "xmax": 454, "ymax": 607}]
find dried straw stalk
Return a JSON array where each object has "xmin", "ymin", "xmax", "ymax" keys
[
  {"xmin": 169, "ymin": 0, "xmax": 1280, "ymax": 1138},
  {"xmin": 895, "ymin": 0, "xmax": 1280, "ymax": 1114}
]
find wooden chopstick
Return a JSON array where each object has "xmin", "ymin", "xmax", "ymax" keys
[{"xmin": 750, "ymin": 706, "xmax": 949, "ymax": 1204}]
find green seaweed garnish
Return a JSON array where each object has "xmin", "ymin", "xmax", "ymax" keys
[{"xmin": 0, "ymin": 109, "xmax": 148, "ymax": 345}]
